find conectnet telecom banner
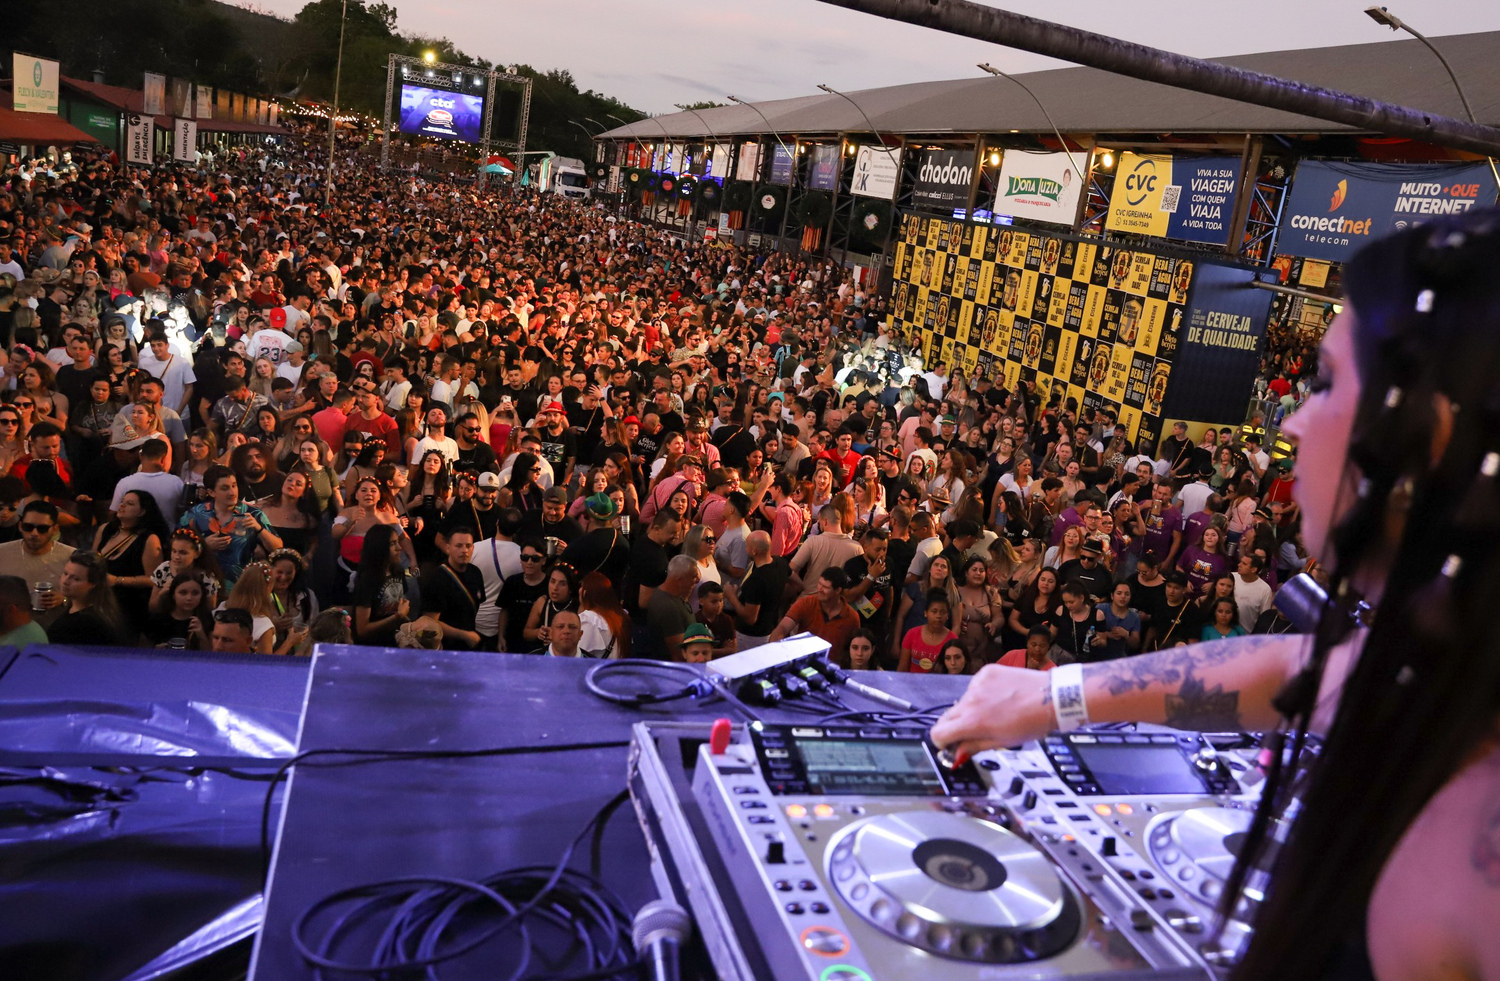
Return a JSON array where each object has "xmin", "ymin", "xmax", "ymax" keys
[{"xmin": 1278, "ymin": 159, "xmax": 1500, "ymax": 262}]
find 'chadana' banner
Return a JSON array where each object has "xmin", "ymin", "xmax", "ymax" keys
[
  {"xmin": 12, "ymin": 54, "xmax": 60, "ymax": 114},
  {"xmin": 1278, "ymin": 159, "xmax": 1500, "ymax": 262},
  {"xmin": 851, "ymin": 145, "xmax": 901, "ymax": 200},
  {"xmin": 1106, "ymin": 153, "xmax": 1242, "ymax": 246},
  {"xmin": 910, "ymin": 147, "xmax": 974, "ymax": 214},
  {"xmin": 1162, "ymin": 262, "xmax": 1272, "ymax": 425},
  {"xmin": 993, "ymin": 150, "xmax": 1084, "ymax": 226}
]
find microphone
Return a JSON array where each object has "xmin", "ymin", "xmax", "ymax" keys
[{"xmin": 632, "ymin": 898, "xmax": 692, "ymax": 981}]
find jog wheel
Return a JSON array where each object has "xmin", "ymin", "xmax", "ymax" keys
[
  {"xmin": 825, "ymin": 810, "xmax": 1080, "ymax": 963},
  {"xmin": 1148, "ymin": 806, "xmax": 1255, "ymax": 908}
]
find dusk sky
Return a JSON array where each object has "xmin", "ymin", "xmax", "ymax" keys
[{"xmin": 249, "ymin": 0, "xmax": 1500, "ymax": 113}]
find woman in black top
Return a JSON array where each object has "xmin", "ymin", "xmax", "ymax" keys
[
  {"xmin": 92, "ymin": 489, "xmax": 167, "ymax": 639},
  {"xmin": 51, "ymin": 551, "xmax": 124, "ymax": 645},
  {"xmin": 143, "ymin": 572, "xmax": 213, "ymax": 649},
  {"xmin": 501, "ymin": 451, "xmax": 544, "ymax": 512},
  {"xmin": 351, "ymin": 524, "xmax": 412, "ymax": 647}
]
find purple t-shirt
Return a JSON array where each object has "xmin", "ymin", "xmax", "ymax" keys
[
  {"xmin": 1179, "ymin": 546, "xmax": 1229, "ymax": 597},
  {"xmin": 1181, "ymin": 510, "xmax": 1214, "ymax": 555},
  {"xmin": 1140, "ymin": 504, "xmax": 1182, "ymax": 562}
]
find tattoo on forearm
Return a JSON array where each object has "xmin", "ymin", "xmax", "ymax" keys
[
  {"xmin": 1473, "ymin": 779, "xmax": 1500, "ymax": 888},
  {"xmin": 1164, "ymin": 673, "xmax": 1241, "ymax": 731},
  {"xmin": 1087, "ymin": 635, "xmax": 1266, "ymax": 731}
]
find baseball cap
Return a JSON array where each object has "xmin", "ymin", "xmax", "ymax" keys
[
  {"xmin": 477, "ymin": 471, "xmax": 501, "ymax": 489},
  {"xmin": 682, "ymin": 623, "xmax": 715, "ymax": 646},
  {"xmin": 622, "ymin": 415, "xmax": 640, "ymax": 425},
  {"xmin": 269, "ymin": 307, "xmax": 287, "ymax": 330},
  {"xmin": 543, "ymin": 486, "xmax": 569, "ymax": 504},
  {"xmin": 585, "ymin": 492, "xmax": 618, "ymax": 519},
  {"xmin": 285, "ymin": 340, "xmax": 304, "ymax": 353}
]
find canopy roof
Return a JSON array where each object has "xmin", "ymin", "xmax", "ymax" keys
[{"xmin": 599, "ymin": 30, "xmax": 1500, "ymax": 142}]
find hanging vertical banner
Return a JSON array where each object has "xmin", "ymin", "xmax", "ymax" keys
[
  {"xmin": 125, "ymin": 114, "xmax": 154, "ymax": 165},
  {"xmin": 12, "ymin": 54, "xmax": 60, "ymax": 114},
  {"xmin": 769, "ymin": 144, "xmax": 794, "ymax": 185},
  {"xmin": 851, "ymin": 145, "xmax": 902, "ymax": 200},
  {"xmin": 173, "ymin": 118, "xmax": 197, "ymax": 163},
  {"xmin": 143, "ymin": 73, "xmax": 166, "ymax": 116},
  {"xmin": 1106, "ymin": 153, "xmax": 1243, "ymax": 245},
  {"xmin": 169, "ymin": 78, "xmax": 191, "ymax": 117},
  {"xmin": 195, "ymin": 84, "xmax": 211, "ymax": 119},
  {"xmin": 268, "ymin": 102, "xmax": 278, "ymax": 127},
  {"xmin": 1162, "ymin": 262, "xmax": 1273, "ymax": 424},
  {"xmin": 736, "ymin": 143, "xmax": 762, "ymax": 182},
  {"xmin": 993, "ymin": 150, "xmax": 1085, "ymax": 226},
  {"xmin": 808, "ymin": 144, "xmax": 841, "ymax": 192},
  {"xmin": 709, "ymin": 144, "xmax": 730, "ymax": 179}
]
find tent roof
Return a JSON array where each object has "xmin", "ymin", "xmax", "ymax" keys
[
  {"xmin": 0, "ymin": 91, "xmax": 98, "ymax": 145},
  {"xmin": 600, "ymin": 29, "xmax": 1500, "ymax": 141}
]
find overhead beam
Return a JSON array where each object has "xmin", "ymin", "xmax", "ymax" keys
[{"xmin": 809, "ymin": 0, "xmax": 1500, "ymax": 157}]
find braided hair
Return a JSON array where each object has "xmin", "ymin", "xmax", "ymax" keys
[{"xmin": 1228, "ymin": 209, "xmax": 1500, "ymax": 979}]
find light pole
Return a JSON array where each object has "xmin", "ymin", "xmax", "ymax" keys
[
  {"xmin": 1364, "ymin": 6, "xmax": 1499, "ymax": 188},
  {"xmin": 813, "ymin": 83, "xmax": 900, "ymax": 167},
  {"xmin": 726, "ymin": 94, "xmax": 794, "ymax": 160},
  {"xmin": 325, "ymin": 0, "xmax": 348, "ymax": 208},
  {"xmin": 976, "ymin": 63, "xmax": 1085, "ymax": 179}
]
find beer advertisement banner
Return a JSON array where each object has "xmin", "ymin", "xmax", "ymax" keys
[
  {"xmin": 910, "ymin": 148, "xmax": 975, "ymax": 214},
  {"xmin": 889, "ymin": 215, "xmax": 1232, "ymax": 449},
  {"xmin": 993, "ymin": 150, "xmax": 1084, "ymax": 226},
  {"xmin": 1277, "ymin": 159, "xmax": 1500, "ymax": 262},
  {"xmin": 1160, "ymin": 262, "xmax": 1273, "ymax": 424},
  {"xmin": 1105, "ymin": 153, "xmax": 1243, "ymax": 246}
]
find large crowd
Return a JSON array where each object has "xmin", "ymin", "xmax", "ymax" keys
[{"xmin": 0, "ymin": 128, "xmax": 1312, "ymax": 669}]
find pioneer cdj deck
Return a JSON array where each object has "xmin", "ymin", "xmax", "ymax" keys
[{"xmin": 629, "ymin": 719, "xmax": 1270, "ymax": 981}]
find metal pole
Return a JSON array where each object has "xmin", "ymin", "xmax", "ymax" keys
[
  {"xmin": 325, "ymin": 0, "xmax": 347, "ymax": 206},
  {"xmin": 380, "ymin": 56, "xmax": 395, "ymax": 171},
  {"xmin": 1225, "ymin": 134, "xmax": 1263, "ymax": 257},
  {"xmin": 1070, "ymin": 136, "xmax": 1096, "ymax": 231},
  {"xmin": 478, "ymin": 70, "xmax": 496, "ymax": 189},
  {"xmin": 811, "ymin": 0, "xmax": 1500, "ymax": 156}
]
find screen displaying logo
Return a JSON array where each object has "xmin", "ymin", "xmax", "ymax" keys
[{"xmin": 398, "ymin": 83, "xmax": 485, "ymax": 143}]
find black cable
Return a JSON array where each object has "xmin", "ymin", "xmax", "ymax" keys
[
  {"xmin": 583, "ymin": 659, "xmax": 714, "ymax": 706},
  {"xmin": 291, "ymin": 788, "xmax": 640, "ymax": 980},
  {"xmin": 258, "ymin": 739, "xmax": 632, "ymax": 883}
]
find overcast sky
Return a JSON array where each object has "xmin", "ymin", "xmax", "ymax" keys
[{"xmin": 250, "ymin": 0, "xmax": 1500, "ymax": 113}]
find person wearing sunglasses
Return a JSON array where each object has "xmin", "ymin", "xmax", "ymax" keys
[
  {"xmin": 0, "ymin": 500, "xmax": 75, "ymax": 629},
  {"xmin": 495, "ymin": 540, "xmax": 550, "ymax": 654},
  {"xmin": 209, "ymin": 607, "xmax": 255, "ymax": 654}
]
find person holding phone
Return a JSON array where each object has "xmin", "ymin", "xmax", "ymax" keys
[{"xmin": 177, "ymin": 465, "xmax": 282, "ymax": 587}]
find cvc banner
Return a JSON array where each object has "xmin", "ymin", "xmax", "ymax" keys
[
  {"xmin": 1162, "ymin": 262, "xmax": 1272, "ymax": 425},
  {"xmin": 1106, "ymin": 153, "xmax": 1242, "ymax": 246},
  {"xmin": 1278, "ymin": 159, "xmax": 1500, "ymax": 262},
  {"xmin": 125, "ymin": 114, "xmax": 153, "ymax": 165},
  {"xmin": 993, "ymin": 149, "xmax": 1084, "ymax": 226},
  {"xmin": 851, "ymin": 145, "xmax": 901, "ymax": 200}
]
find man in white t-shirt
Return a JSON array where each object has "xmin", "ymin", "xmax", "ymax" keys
[
  {"xmin": 276, "ymin": 341, "xmax": 309, "ymax": 385},
  {"xmin": 247, "ymin": 310, "xmax": 295, "ymax": 366},
  {"xmin": 109, "ymin": 437, "xmax": 185, "ymax": 522},
  {"xmin": 280, "ymin": 294, "xmax": 313, "ymax": 335},
  {"xmin": 1232, "ymin": 552, "xmax": 1275, "ymax": 633},
  {"xmin": 136, "ymin": 333, "xmax": 197, "ymax": 415},
  {"xmin": 408, "ymin": 407, "xmax": 458, "ymax": 464},
  {"xmin": 920, "ymin": 362, "xmax": 948, "ymax": 400}
]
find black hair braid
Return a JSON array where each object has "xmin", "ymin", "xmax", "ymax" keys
[{"xmin": 1229, "ymin": 212, "xmax": 1500, "ymax": 980}]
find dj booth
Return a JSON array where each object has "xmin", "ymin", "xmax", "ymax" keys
[{"xmin": 1, "ymin": 640, "xmax": 1271, "ymax": 981}]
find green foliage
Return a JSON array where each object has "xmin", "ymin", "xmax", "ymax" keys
[{"xmin": 6, "ymin": 0, "xmax": 645, "ymax": 159}]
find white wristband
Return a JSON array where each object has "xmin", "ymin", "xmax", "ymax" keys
[{"xmin": 1050, "ymin": 663, "xmax": 1090, "ymax": 732}]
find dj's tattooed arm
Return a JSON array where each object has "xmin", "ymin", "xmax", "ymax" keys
[{"xmin": 1080, "ymin": 635, "xmax": 1312, "ymax": 733}]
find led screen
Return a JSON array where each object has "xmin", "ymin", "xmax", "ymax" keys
[{"xmin": 399, "ymin": 83, "xmax": 484, "ymax": 142}]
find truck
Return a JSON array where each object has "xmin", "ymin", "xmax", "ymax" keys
[{"xmin": 525, "ymin": 153, "xmax": 591, "ymax": 200}]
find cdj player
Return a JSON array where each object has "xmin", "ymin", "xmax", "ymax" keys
[{"xmin": 629, "ymin": 719, "xmax": 1272, "ymax": 981}]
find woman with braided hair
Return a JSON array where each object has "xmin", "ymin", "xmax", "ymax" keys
[{"xmin": 933, "ymin": 209, "xmax": 1500, "ymax": 981}]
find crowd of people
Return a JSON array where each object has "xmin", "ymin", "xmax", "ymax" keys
[{"xmin": 0, "ymin": 128, "xmax": 1310, "ymax": 667}]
